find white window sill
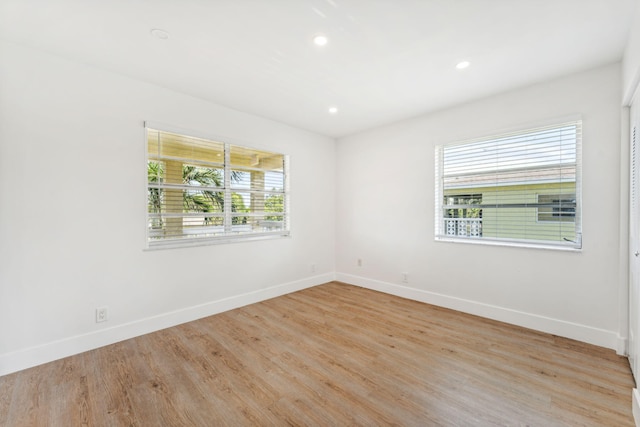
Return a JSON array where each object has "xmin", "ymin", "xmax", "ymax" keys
[
  {"xmin": 145, "ymin": 231, "xmax": 291, "ymax": 250},
  {"xmin": 435, "ymin": 236, "xmax": 582, "ymax": 252}
]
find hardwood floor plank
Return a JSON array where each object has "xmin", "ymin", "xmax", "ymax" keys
[
  {"xmin": 0, "ymin": 373, "xmax": 16, "ymax": 426},
  {"xmin": 0, "ymin": 282, "xmax": 634, "ymax": 426}
]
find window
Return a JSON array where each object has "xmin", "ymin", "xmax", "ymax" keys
[
  {"xmin": 146, "ymin": 124, "xmax": 289, "ymax": 248},
  {"xmin": 435, "ymin": 120, "xmax": 582, "ymax": 249}
]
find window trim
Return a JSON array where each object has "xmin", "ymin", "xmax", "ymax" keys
[
  {"xmin": 144, "ymin": 121, "xmax": 290, "ymax": 250},
  {"xmin": 434, "ymin": 118, "xmax": 582, "ymax": 251}
]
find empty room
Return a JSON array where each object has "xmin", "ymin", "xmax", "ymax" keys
[{"xmin": 2, "ymin": 0, "xmax": 640, "ymax": 425}]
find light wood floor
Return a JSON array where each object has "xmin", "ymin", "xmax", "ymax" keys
[{"xmin": 0, "ymin": 282, "xmax": 635, "ymax": 426}]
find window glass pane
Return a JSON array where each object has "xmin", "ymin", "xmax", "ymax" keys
[
  {"xmin": 230, "ymin": 169, "xmax": 285, "ymax": 192},
  {"xmin": 229, "ymin": 170, "xmax": 251, "ymax": 190},
  {"xmin": 147, "ymin": 129, "xmax": 224, "ymax": 164},
  {"xmin": 265, "ymin": 171, "xmax": 284, "ymax": 192},
  {"xmin": 182, "ymin": 164, "xmax": 224, "ymax": 189},
  {"xmin": 230, "ymin": 145, "xmax": 284, "ymax": 171},
  {"xmin": 537, "ymin": 194, "xmax": 576, "ymax": 222}
]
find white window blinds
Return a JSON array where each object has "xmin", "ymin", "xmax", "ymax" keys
[
  {"xmin": 146, "ymin": 125, "xmax": 289, "ymax": 248},
  {"xmin": 435, "ymin": 120, "xmax": 582, "ymax": 249}
]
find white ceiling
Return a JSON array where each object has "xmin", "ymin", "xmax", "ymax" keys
[{"xmin": 0, "ymin": 0, "xmax": 636, "ymax": 138}]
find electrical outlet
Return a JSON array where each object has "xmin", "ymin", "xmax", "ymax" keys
[
  {"xmin": 96, "ymin": 307, "xmax": 108, "ymax": 323},
  {"xmin": 401, "ymin": 272, "xmax": 409, "ymax": 283},
  {"xmin": 357, "ymin": 258, "xmax": 363, "ymax": 267},
  {"xmin": 310, "ymin": 263, "xmax": 317, "ymax": 273}
]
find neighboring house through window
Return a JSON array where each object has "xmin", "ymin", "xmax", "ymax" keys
[
  {"xmin": 444, "ymin": 194, "xmax": 483, "ymax": 237},
  {"xmin": 435, "ymin": 120, "xmax": 582, "ymax": 249},
  {"xmin": 537, "ymin": 194, "xmax": 576, "ymax": 222}
]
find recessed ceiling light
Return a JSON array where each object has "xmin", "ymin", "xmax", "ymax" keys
[
  {"xmin": 456, "ymin": 61, "xmax": 470, "ymax": 70},
  {"xmin": 313, "ymin": 34, "xmax": 329, "ymax": 46},
  {"xmin": 150, "ymin": 29, "xmax": 170, "ymax": 40},
  {"xmin": 328, "ymin": 106, "xmax": 338, "ymax": 114}
]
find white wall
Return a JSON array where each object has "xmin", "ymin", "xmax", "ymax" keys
[
  {"xmin": 336, "ymin": 64, "xmax": 625, "ymax": 350},
  {"xmin": 623, "ymin": 0, "xmax": 640, "ymax": 103},
  {"xmin": 0, "ymin": 41, "xmax": 336, "ymax": 375}
]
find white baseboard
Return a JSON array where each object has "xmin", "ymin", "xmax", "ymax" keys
[
  {"xmin": 617, "ymin": 335, "xmax": 630, "ymax": 357},
  {"xmin": 0, "ymin": 273, "xmax": 334, "ymax": 376},
  {"xmin": 0, "ymin": 271, "xmax": 624, "ymax": 377},
  {"xmin": 633, "ymin": 389, "xmax": 640, "ymax": 427},
  {"xmin": 336, "ymin": 273, "xmax": 623, "ymax": 352}
]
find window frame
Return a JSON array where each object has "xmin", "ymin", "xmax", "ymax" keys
[
  {"xmin": 144, "ymin": 122, "xmax": 290, "ymax": 250},
  {"xmin": 434, "ymin": 119, "xmax": 582, "ymax": 251}
]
